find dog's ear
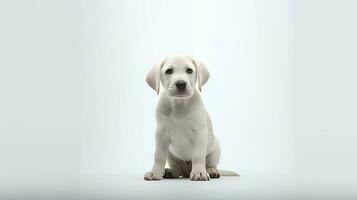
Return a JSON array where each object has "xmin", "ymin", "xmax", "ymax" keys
[
  {"xmin": 146, "ymin": 59, "xmax": 165, "ymax": 94},
  {"xmin": 190, "ymin": 57, "xmax": 210, "ymax": 92}
]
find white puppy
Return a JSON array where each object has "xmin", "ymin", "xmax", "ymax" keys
[{"xmin": 144, "ymin": 55, "xmax": 238, "ymax": 181}]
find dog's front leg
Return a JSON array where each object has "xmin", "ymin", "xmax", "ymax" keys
[
  {"xmin": 190, "ymin": 130, "xmax": 210, "ymax": 181},
  {"xmin": 144, "ymin": 128, "xmax": 169, "ymax": 181}
]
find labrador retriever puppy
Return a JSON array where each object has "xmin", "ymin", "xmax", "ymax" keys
[{"xmin": 144, "ymin": 55, "xmax": 238, "ymax": 181}]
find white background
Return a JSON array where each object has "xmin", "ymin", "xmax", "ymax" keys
[
  {"xmin": 79, "ymin": 0, "xmax": 294, "ymax": 175},
  {"xmin": 0, "ymin": 0, "xmax": 356, "ymax": 199}
]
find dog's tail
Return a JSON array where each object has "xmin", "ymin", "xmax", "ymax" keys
[{"xmin": 218, "ymin": 169, "xmax": 240, "ymax": 176}]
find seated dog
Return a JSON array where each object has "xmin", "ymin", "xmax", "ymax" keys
[{"xmin": 144, "ymin": 55, "xmax": 238, "ymax": 181}]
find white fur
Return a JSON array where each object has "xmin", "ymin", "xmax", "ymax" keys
[{"xmin": 144, "ymin": 55, "xmax": 237, "ymax": 181}]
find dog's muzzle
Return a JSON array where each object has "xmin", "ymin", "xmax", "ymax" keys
[{"xmin": 175, "ymin": 80, "xmax": 187, "ymax": 91}]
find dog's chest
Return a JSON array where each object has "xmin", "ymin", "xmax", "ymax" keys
[{"xmin": 165, "ymin": 117, "xmax": 196, "ymax": 161}]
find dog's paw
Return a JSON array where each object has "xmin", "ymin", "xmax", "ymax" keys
[
  {"xmin": 163, "ymin": 168, "xmax": 180, "ymax": 179},
  {"xmin": 144, "ymin": 171, "xmax": 164, "ymax": 181},
  {"xmin": 190, "ymin": 169, "xmax": 210, "ymax": 181},
  {"xmin": 206, "ymin": 168, "xmax": 220, "ymax": 178}
]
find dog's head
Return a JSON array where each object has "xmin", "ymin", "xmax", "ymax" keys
[{"xmin": 146, "ymin": 55, "xmax": 209, "ymax": 99}]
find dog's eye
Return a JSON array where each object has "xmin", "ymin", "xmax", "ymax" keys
[
  {"xmin": 186, "ymin": 68, "xmax": 193, "ymax": 74},
  {"xmin": 165, "ymin": 68, "xmax": 173, "ymax": 74}
]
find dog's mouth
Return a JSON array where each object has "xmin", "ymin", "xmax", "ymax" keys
[{"xmin": 168, "ymin": 90, "xmax": 193, "ymax": 99}]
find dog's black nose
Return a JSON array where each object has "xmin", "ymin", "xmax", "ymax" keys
[{"xmin": 175, "ymin": 81, "xmax": 187, "ymax": 91}]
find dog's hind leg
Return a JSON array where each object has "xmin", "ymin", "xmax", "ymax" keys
[
  {"xmin": 206, "ymin": 146, "xmax": 221, "ymax": 178},
  {"xmin": 164, "ymin": 151, "xmax": 185, "ymax": 178}
]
